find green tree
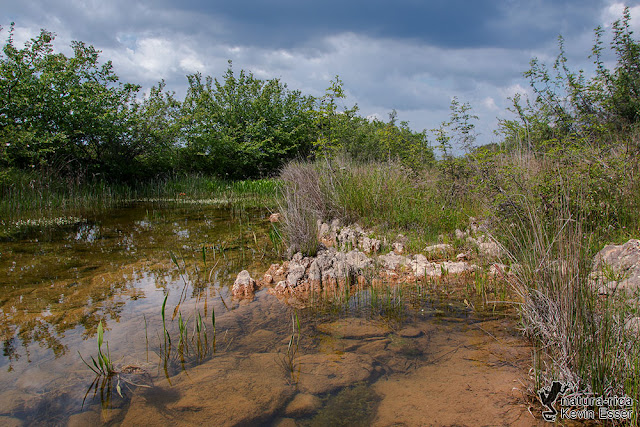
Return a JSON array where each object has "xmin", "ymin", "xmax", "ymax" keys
[
  {"xmin": 180, "ymin": 61, "xmax": 316, "ymax": 178},
  {"xmin": 0, "ymin": 24, "xmax": 147, "ymax": 179}
]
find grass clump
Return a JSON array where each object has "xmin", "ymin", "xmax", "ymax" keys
[
  {"xmin": 498, "ymin": 193, "xmax": 640, "ymax": 422},
  {"xmin": 278, "ymin": 157, "xmax": 477, "ymax": 256}
]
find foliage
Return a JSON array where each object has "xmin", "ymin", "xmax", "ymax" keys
[
  {"xmin": 180, "ymin": 61, "xmax": 317, "ymax": 178},
  {"xmin": 313, "ymin": 77, "xmax": 434, "ymax": 170},
  {"xmin": 432, "ymin": 97, "xmax": 478, "ymax": 204},
  {"xmin": 0, "ymin": 24, "xmax": 149, "ymax": 180},
  {"xmin": 278, "ymin": 158, "xmax": 474, "ymax": 256}
]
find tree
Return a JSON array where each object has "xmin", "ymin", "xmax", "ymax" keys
[
  {"xmin": 180, "ymin": 61, "xmax": 316, "ymax": 178},
  {"xmin": 0, "ymin": 24, "xmax": 146, "ymax": 180}
]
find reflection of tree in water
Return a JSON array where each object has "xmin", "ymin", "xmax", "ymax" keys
[
  {"xmin": 3, "ymin": 337, "xmax": 20, "ymax": 371},
  {"xmin": 0, "ymin": 263, "xmax": 161, "ymax": 369},
  {"xmin": 0, "ymin": 205, "xmax": 274, "ymax": 371},
  {"xmin": 19, "ymin": 318, "xmax": 67, "ymax": 358}
]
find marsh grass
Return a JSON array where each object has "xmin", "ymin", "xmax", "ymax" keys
[
  {"xmin": 0, "ymin": 171, "xmax": 280, "ymax": 226},
  {"xmin": 278, "ymin": 310, "xmax": 302, "ymax": 384},
  {"xmin": 79, "ymin": 320, "xmax": 151, "ymax": 410},
  {"xmin": 278, "ymin": 158, "xmax": 477, "ymax": 257},
  {"xmin": 498, "ymin": 196, "xmax": 640, "ymax": 422}
]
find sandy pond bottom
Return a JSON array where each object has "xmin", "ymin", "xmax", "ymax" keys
[
  {"xmin": 0, "ymin": 205, "xmax": 545, "ymax": 426},
  {"xmin": 62, "ymin": 292, "xmax": 544, "ymax": 427}
]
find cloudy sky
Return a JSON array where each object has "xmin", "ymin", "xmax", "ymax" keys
[{"xmin": 3, "ymin": 0, "xmax": 640, "ymax": 147}]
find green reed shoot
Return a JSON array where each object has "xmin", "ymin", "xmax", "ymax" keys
[
  {"xmin": 269, "ymin": 223, "xmax": 283, "ymax": 255},
  {"xmin": 143, "ymin": 313, "xmax": 149, "ymax": 362},
  {"xmin": 280, "ymin": 310, "xmax": 301, "ymax": 384},
  {"xmin": 79, "ymin": 320, "xmax": 115, "ymax": 377},
  {"xmin": 161, "ymin": 293, "xmax": 171, "ymax": 356}
]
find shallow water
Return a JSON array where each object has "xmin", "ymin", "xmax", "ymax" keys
[{"xmin": 0, "ymin": 204, "xmax": 542, "ymax": 426}]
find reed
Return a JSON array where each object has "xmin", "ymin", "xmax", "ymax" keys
[
  {"xmin": 279, "ymin": 310, "xmax": 302, "ymax": 384},
  {"xmin": 499, "ymin": 197, "xmax": 640, "ymax": 416}
]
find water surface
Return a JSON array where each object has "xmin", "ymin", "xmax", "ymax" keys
[{"xmin": 0, "ymin": 204, "xmax": 540, "ymax": 426}]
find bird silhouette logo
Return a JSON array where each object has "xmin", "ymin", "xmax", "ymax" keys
[{"xmin": 539, "ymin": 381, "xmax": 569, "ymax": 422}]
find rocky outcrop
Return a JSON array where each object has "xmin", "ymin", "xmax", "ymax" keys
[
  {"xmin": 380, "ymin": 252, "xmax": 478, "ymax": 278},
  {"xmin": 266, "ymin": 247, "xmax": 373, "ymax": 300},
  {"xmin": 232, "ymin": 270, "xmax": 257, "ymax": 298},
  {"xmin": 317, "ymin": 220, "xmax": 381, "ymax": 254},
  {"xmin": 260, "ymin": 219, "xmax": 506, "ymax": 305},
  {"xmin": 590, "ymin": 239, "xmax": 640, "ymax": 296},
  {"xmin": 466, "ymin": 234, "xmax": 503, "ymax": 259},
  {"xmin": 266, "ymin": 245, "xmax": 480, "ymax": 303},
  {"xmin": 453, "ymin": 218, "xmax": 503, "ymax": 259}
]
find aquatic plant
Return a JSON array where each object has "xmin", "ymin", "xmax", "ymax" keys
[
  {"xmin": 279, "ymin": 310, "xmax": 302, "ymax": 384},
  {"xmin": 79, "ymin": 321, "xmax": 115, "ymax": 377},
  {"xmin": 79, "ymin": 320, "xmax": 151, "ymax": 410}
]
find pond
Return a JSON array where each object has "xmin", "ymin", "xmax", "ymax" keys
[{"xmin": 0, "ymin": 203, "xmax": 540, "ymax": 426}]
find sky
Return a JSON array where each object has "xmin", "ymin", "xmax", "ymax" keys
[{"xmin": 3, "ymin": 0, "xmax": 640, "ymax": 149}]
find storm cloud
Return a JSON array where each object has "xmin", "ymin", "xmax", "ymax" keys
[{"xmin": 3, "ymin": 0, "xmax": 639, "ymax": 146}]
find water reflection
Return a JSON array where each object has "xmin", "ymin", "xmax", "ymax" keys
[{"xmin": 0, "ymin": 204, "xmax": 272, "ymax": 371}]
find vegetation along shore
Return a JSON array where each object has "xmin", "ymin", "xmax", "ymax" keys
[{"xmin": 1, "ymin": 7, "xmax": 640, "ymax": 426}]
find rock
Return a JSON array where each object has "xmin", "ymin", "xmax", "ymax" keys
[
  {"xmin": 590, "ymin": 239, "xmax": 640, "ymax": 296},
  {"xmin": 360, "ymin": 236, "xmax": 381, "ymax": 254},
  {"xmin": 424, "ymin": 244, "xmax": 454, "ymax": 255},
  {"xmin": 284, "ymin": 393, "xmax": 322, "ymax": 417},
  {"xmin": 68, "ymin": 409, "xmax": 121, "ymax": 426},
  {"xmin": 268, "ymin": 248, "xmax": 374, "ymax": 300},
  {"xmin": 397, "ymin": 327, "xmax": 424, "ymax": 338},
  {"xmin": 121, "ymin": 354, "xmax": 293, "ymax": 427},
  {"xmin": 317, "ymin": 221, "xmax": 381, "ymax": 254},
  {"xmin": 392, "ymin": 242, "xmax": 405, "ymax": 254},
  {"xmin": 410, "ymin": 255, "xmax": 439, "ymax": 277},
  {"xmin": 287, "ymin": 259, "xmax": 307, "ymax": 287},
  {"xmin": 232, "ymin": 270, "xmax": 256, "ymax": 297},
  {"xmin": 297, "ymin": 352, "xmax": 375, "ymax": 394},
  {"xmin": 0, "ymin": 416, "xmax": 23, "ymax": 427},
  {"xmin": 441, "ymin": 261, "xmax": 479, "ymax": 275},
  {"xmin": 455, "ymin": 228, "xmax": 466, "ymax": 240},
  {"xmin": 408, "ymin": 255, "xmax": 477, "ymax": 277},
  {"xmin": 379, "ymin": 252, "xmax": 410, "ymax": 271},
  {"xmin": 316, "ymin": 318, "xmax": 391, "ymax": 339},
  {"xmin": 467, "ymin": 235, "xmax": 503, "ymax": 258},
  {"xmin": 263, "ymin": 273, "xmax": 273, "ymax": 284},
  {"xmin": 274, "ymin": 418, "xmax": 298, "ymax": 427},
  {"xmin": 346, "ymin": 250, "xmax": 373, "ymax": 270},
  {"xmin": 269, "ymin": 213, "xmax": 282, "ymax": 223}
]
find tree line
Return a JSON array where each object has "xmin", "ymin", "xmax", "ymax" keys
[{"xmin": 0, "ymin": 24, "xmax": 433, "ymax": 183}]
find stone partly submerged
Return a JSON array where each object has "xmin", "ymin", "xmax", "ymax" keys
[
  {"xmin": 263, "ymin": 220, "xmax": 487, "ymax": 304},
  {"xmin": 589, "ymin": 239, "xmax": 640, "ymax": 336},
  {"xmin": 232, "ymin": 270, "xmax": 257, "ymax": 298}
]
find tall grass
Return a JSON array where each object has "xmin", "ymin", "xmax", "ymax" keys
[
  {"xmin": 498, "ymin": 192, "xmax": 640, "ymax": 422},
  {"xmin": 278, "ymin": 158, "xmax": 476, "ymax": 256},
  {"xmin": 0, "ymin": 169, "xmax": 280, "ymax": 224}
]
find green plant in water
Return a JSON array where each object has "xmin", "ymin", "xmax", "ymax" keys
[
  {"xmin": 79, "ymin": 320, "xmax": 115, "ymax": 377},
  {"xmin": 268, "ymin": 223, "xmax": 284, "ymax": 256},
  {"xmin": 79, "ymin": 320, "xmax": 150, "ymax": 410},
  {"xmin": 279, "ymin": 310, "xmax": 301, "ymax": 384}
]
